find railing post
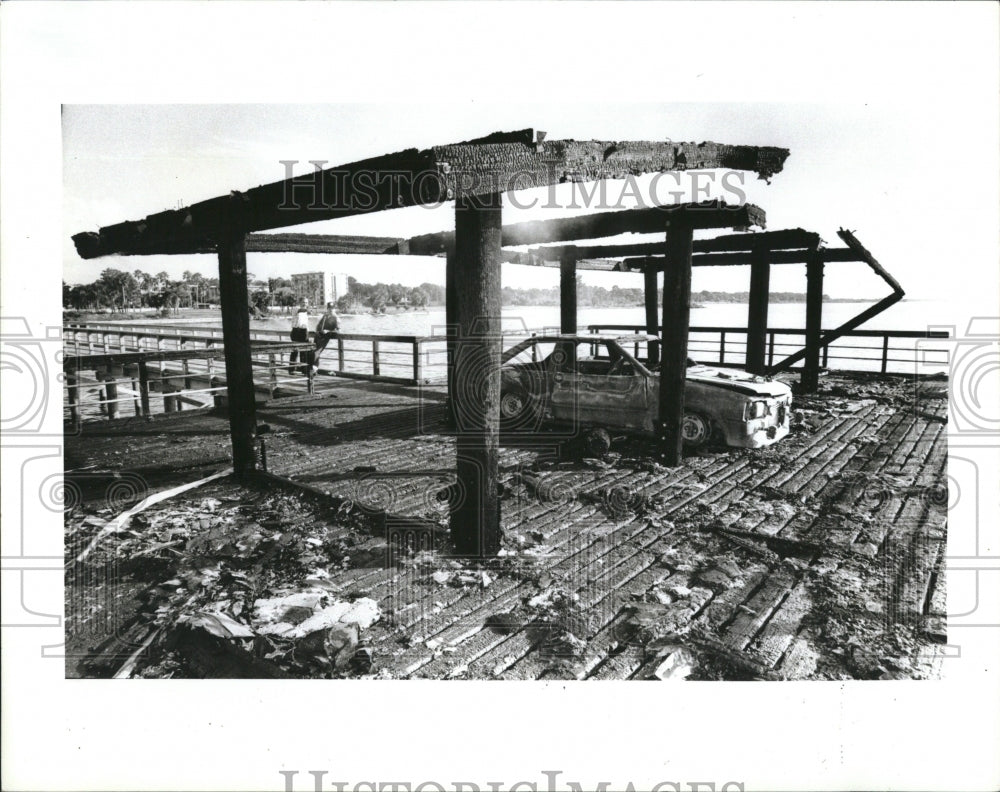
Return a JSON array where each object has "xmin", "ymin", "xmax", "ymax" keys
[
  {"xmin": 268, "ymin": 353, "xmax": 277, "ymax": 398},
  {"xmin": 127, "ymin": 367, "xmax": 141, "ymax": 416},
  {"xmin": 104, "ymin": 369, "xmax": 119, "ymax": 420},
  {"xmin": 372, "ymin": 339, "xmax": 380, "ymax": 377},
  {"xmin": 881, "ymin": 335, "xmax": 890, "ymax": 374},
  {"xmin": 768, "ymin": 332, "xmax": 775, "ymax": 368},
  {"xmin": 337, "ymin": 338, "xmax": 345, "ymax": 372},
  {"xmin": 66, "ymin": 370, "xmax": 80, "ymax": 425},
  {"xmin": 719, "ymin": 331, "xmax": 726, "ymax": 365},
  {"xmin": 138, "ymin": 361, "xmax": 151, "ymax": 417},
  {"xmin": 412, "ymin": 340, "xmax": 422, "ymax": 384}
]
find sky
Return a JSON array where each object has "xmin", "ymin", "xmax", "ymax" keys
[{"xmin": 62, "ymin": 101, "xmax": 1000, "ymax": 307}]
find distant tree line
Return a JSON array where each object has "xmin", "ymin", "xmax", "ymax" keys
[
  {"xmin": 63, "ymin": 269, "xmax": 218, "ymax": 314},
  {"xmin": 497, "ymin": 279, "xmax": 829, "ymax": 307},
  {"xmin": 64, "ymin": 270, "xmax": 831, "ymax": 316},
  {"xmin": 334, "ymin": 277, "xmax": 435, "ymax": 313}
]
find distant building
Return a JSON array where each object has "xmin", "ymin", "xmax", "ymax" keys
[{"xmin": 291, "ymin": 272, "xmax": 349, "ymax": 307}]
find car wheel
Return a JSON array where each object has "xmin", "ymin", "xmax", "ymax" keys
[
  {"xmin": 499, "ymin": 387, "xmax": 536, "ymax": 430},
  {"xmin": 681, "ymin": 411, "xmax": 712, "ymax": 447},
  {"xmin": 583, "ymin": 427, "xmax": 612, "ymax": 457}
]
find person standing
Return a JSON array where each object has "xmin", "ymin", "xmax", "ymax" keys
[
  {"xmin": 313, "ymin": 302, "xmax": 340, "ymax": 371},
  {"xmin": 288, "ymin": 301, "xmax": 311, "ymax": 374}
]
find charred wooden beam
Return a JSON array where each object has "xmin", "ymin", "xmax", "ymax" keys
[
  {"xmin": 517, "ymin": 246, "xmax": 864, "ymax": 271},
  {"xmin": 248, "ymin": 233, "xmax": 410, "ymax": 255},
  {"xmin": 769, "ymin": 231, "xmax": 905, "ymax": 375},
  {"xmin": 836, "ymin": 228, "xmax": 904, "ymax": 294},
  {"xmin": 409, "ymin": 200, "xmax": 765, "ymax": 256},
  {"xmin": 450, "ymin": 193, "xmax": 503, "ymax": 558},
  {"xmin": 527, "ymin": 228, "xmax": 821, "ymax": 262},
  {"xmin": 72, "ymin": 132, "xmax": 787, "ymax": 259}
]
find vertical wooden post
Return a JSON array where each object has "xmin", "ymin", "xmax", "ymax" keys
[
  {"xmin": 445, "ymin": 244, "xmax": 459, "ymax": 426},
  {"xmin": 559, "ymin": 247, "xmax": 577, "ymax": 334},
  {"xmin": 746, "ymin": 244, "xmax": 771, "ymax": 374},
  {"xmin": 802, "ymin": 252, "xmax": 825, "ymax": 393},
  {"xmin": 66, "ymin": 370, "xmax": 80, "ymax": 425},
  {"xmin": 104, "ymin": 371, "xmax": 119, "ymax": 420},
  {"xmin": 217, "ymin": 221, "xmax": 257, "ymax": 476},
  {"xmin": 138, "ymin": 361, "xmax": 151, "ymax": 417},
  {"xmin": 372, "ymin": 339, "xmax": 381, "ymax": 377},
  {"xmin": 337, "ymin": 338, "xmax": 345, "ymax": 372},
  {"xmin": 412, "ymin": 340, "xmax": 422, "ymax": 384},
  {"xmin": 881, "ymin": 335, "xmax": 890, "ymax": 374},
  {"xmin": 659, "ymin": 218, "xmax": 694, "ymax": 467},
  {"xmin": 450, "ymin": 193, "xmax": 503, "ymax": 558},
  {"xmin": 127, "ymin": 365, "xmax": 141, "ymax": 416},
  {"xmin": 644, "ymin": 259, "xmax": 660, "ymax": 366}
]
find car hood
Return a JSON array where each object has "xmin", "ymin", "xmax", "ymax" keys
[{"xmin": 685, "ymin": 365, "xmax": 791, "ymax": 398}]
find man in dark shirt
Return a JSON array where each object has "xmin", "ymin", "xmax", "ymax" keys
[{"xmin": 313, "ymin": 302, "xmax": 340, "ymax": 370}]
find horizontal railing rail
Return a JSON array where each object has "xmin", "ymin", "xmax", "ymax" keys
[
  {"xmin": 588, "ymin": 324, "xmax": 950, "ymax": 374},
  {"xmin": 62, "ymin": 341, "xmax": 319, "ymax": 426}
]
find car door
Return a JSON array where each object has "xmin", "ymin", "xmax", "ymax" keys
[{"xmin": 549, "ymin": 340, "xmax": 652, "ymax": 431}]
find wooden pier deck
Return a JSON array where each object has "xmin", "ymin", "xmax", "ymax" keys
[{"xmin": 64, "ymin": 371, "xmax": 948, "ymax": 680}]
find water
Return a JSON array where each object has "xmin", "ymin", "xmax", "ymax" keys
[
  {"xmin": 248, "ymin": 299, "xmax": 941, "ymax": 337},
  {"xmin": 98, "ymin": 299, "xmax": 950, "ymax": 378}
]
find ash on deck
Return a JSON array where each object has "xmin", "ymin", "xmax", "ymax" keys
[{"xmin": 65, "ymin": 372, "xmax": 948, "ymax": 680}]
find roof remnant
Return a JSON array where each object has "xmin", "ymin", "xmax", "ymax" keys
[{"xmin": 72, "ymin": 130, "xmax": 789, "ymax": 259}]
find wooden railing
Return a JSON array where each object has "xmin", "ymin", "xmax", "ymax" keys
[{"xmin": 587, "ymin": 324, "xmax": 950, "ymax": 374}]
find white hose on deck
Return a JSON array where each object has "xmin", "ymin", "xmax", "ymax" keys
[{"xmin": 70, "ymin": 467, "xmax": 233, "ymax": 566}]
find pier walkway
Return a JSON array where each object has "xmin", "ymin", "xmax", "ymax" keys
[{"xmin": 65, "ymin": 370, "xmax": 948, "ymax": 680}]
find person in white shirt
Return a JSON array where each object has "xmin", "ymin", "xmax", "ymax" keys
[{"xmin": 288, "ymin": 301, "xmax": 312, "ymax": 374}]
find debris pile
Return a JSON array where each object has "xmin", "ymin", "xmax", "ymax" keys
[{"xmin": 66, "ymin": 480, "xmax": 391, "ymax": 678}]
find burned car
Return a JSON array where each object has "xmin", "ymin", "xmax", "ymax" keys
[{"xmin": 499, "ymin": 334, "xmax": 791, "ymax": 449}]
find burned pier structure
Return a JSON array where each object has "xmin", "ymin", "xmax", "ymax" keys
[{"xmin": 73, "ymin": 129, "xmax": 800, "ymax": 557}]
